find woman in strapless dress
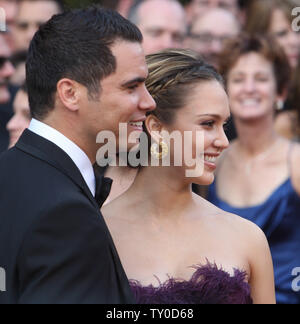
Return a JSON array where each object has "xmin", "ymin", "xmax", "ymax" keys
[{"xmin": 102, "ymin": 49, "xmax": 276, "ymax": 304}]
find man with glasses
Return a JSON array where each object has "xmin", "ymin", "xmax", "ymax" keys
[{"xmin": 186, "ymin": 8, "xmax": 240, "ymax": 68}]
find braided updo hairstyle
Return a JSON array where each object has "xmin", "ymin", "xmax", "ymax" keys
[{"xmin": 145, "ymin": 49, "xmax": 224, "ymax": 125}]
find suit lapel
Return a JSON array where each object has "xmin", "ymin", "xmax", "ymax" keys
[{"xmin": 16, "ymin": 129, "xmax": 99, "ymax": 209}]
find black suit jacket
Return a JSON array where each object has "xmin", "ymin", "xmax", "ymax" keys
[{"xmin": 0, "ymin": 129, "xmax": 134, "ymax": 304}]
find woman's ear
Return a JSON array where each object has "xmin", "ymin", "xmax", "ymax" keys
[
  {"xmin": 56, "ymin": 78, "xmax": 82, "ymax": 112},
  {"xmin": 145, "ymin": 115, "xmax": 164, "ymax": 143}
]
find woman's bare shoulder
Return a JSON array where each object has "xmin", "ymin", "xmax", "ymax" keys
[
  {"xmin": 196, "ymin": 195, "xmax": 266, "ymax": 242},
  {"xmin": 215, "ymin": 209, "xmax": 270, "ymax": 267},
  {"xmin": 219, "ymin": 210, "xmax": 263, "ymax": 239}
]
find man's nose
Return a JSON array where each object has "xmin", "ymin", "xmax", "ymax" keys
[
  {"xmin": 160, "ymin": 33, "xmax": 175, "ymax": 49},
  {"xmin": 140, "ymin": 86, "xmax": 156, "ymax": 112}
]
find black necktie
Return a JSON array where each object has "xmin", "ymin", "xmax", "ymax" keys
[{"xmin": 93, "ymin": 165, "xmax": 113, "ymax": 208}]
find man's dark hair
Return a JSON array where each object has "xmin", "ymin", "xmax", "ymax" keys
[{"xmin": 26, "ymin": 6, "xmax": 143, "ymax": 120}]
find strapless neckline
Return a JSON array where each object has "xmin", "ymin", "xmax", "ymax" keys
[{"xmin": 129, "ymin": 263, "xmax": 253, "ymax": 304}]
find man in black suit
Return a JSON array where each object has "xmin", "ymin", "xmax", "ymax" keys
[{"xmin": 0, "ymin": 7, "xmax": 156, "ymax": 304}]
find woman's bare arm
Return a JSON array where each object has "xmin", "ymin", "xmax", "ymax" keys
[{"xmin": 246, "ymin": 223, "xmax": 276, "ymax": 304}]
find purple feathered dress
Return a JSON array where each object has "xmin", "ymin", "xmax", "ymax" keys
[{"xmin": 130, "ymin": 263, "xmax": 253, "ymax": 304}]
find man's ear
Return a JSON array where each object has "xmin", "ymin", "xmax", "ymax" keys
[
  {"xmin": 145, "ymin": 114, "xmax": 164, "ymax": 143},
  {"xmin": 56, "ymin": 78, "xmax": 82, "ymax": 112}
]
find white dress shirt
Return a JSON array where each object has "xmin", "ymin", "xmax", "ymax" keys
[{"xmin": 28, "ymin": 118, "xmax": 96, "ymax": 196}]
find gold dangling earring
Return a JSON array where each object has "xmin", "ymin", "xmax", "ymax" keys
[{"xmin": 151, "ymin": 141, "xmax": 169, "ymax": 160}]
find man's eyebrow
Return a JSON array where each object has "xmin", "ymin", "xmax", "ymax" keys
[{"xmin": 121, "ymin": 77, "xmax": 147, "ymax": 88}]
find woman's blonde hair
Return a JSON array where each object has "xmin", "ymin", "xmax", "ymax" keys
[{"xmin": 145, "ymin": 49, "xmax": 224, "ymax": 124}]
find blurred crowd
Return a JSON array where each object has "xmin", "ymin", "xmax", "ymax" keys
[
  {"xmin": 0, "ymin": 0, "xmax": 300, "ymax": 152},
  {"xmin": 0, "ymin": 0, "xmax": 64, "ymax": 151},
  {"xmin": 0, "ymin": 0, "xmax": 300, "ymax": 304}
]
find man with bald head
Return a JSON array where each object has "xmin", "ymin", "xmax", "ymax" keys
[
  {"xmin": 128, "ymin": 0, "xmax": 187, "ymax": 55},
  {"xmin": 186, "ymin": 8, "xmax": 240, "ymax": 68}
]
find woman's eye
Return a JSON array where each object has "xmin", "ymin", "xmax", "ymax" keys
[
  {"xmin": 201, "ymin": 121, "xmax": 215, "ymax": 127},
  {"xmin": 255, "ymin": 74, "xmax": 269, "ymax": 82}
]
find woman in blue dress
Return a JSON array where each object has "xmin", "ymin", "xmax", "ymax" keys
[{"xmin": 208, "ymin": 34, "xmax": 300, "ymax": 304}]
